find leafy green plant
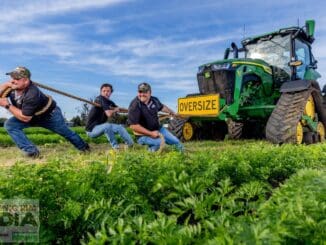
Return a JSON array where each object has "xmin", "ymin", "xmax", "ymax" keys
[{"xmin": 0, "ymin": 140, "xmax": 325, "ymax": 243}]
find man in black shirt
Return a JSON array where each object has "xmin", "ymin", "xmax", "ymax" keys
[
  {"xmin": 0, "ymin": 66, "xmax": 89, "ymax": 157},
  {"xmin": 128, "ymin": 82, "xmax": 183, "ymax": 152},
  {"xmin": 85, "ymin": 83, "xmax": 133, "ymax": 150}
]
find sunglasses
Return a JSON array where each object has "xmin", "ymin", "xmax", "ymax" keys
[{"xmin": 138, "ymin": 90, "xmax": 149, "ymax": 93}]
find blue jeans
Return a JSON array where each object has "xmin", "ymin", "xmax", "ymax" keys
[
  {"xmin": 86, "ymin": 123, "xmax": 133, "ymax": 149},
  {"xmin": 137, "ymin": 127, "xmax": 183, "ymax": 152},
  {"xmin": 4, "ymin": 106, "xmax": 88, "ymax": 155}
]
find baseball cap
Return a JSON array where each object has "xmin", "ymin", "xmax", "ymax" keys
[
  {"xmin": 138, "ymin": 82, "xmax": 151, "ymax": 92},
  {"xmin": 6, "ymin": 66, "xmax": 31, "ymax": 79}
]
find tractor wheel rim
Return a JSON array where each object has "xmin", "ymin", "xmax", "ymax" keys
[
  {"xmin": 296, "ymin": 122, "xmax": 303, "ymax": 144},
  {"xmin": 304, "ymin": 95, "xmax": 315, "ymax": 120},
  {"xmin": 317, "ymin": 122, "xmax": 325, "ymax": 142},
  {"xmin": 182, "ymin": 122, "xmax": 194, "ymax": 141}
]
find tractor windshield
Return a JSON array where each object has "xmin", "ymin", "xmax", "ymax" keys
[{"xmin": 246, "ymin": 35, "xmax": 291, "ymax": 75}]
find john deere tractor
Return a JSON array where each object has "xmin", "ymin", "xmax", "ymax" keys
[{"xmin": 169, "ymin": 20, "xmax": 326, "ymax": 144}]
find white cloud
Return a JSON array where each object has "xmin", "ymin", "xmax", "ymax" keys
[
  {"xmin": 0, "ymin": 30, "xmax": 67, "ymax": 44},
  {"xmin": 0, "ymin": 0, "xmax": 132, "ymax": 25},
  {"xmin": 117, "ymin": 35, "xmax": 237, "ymax": 57}
]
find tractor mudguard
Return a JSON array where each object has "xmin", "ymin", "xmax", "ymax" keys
[{"xmin": 280, "ymin": 80, "xmax": 312, "ymax": 93}]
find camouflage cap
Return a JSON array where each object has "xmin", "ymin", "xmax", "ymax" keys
[
  {"xmin": 6, "ymin": 66, "xmax": 31, "ymax": 79},
  {"xmin": 138, "ymin": 82, "xmax": 151, "ymax": 92}
]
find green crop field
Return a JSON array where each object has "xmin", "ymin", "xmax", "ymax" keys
[{"xmin": 0, "ymin": 127, "xmax": 325, "ymax": 244}]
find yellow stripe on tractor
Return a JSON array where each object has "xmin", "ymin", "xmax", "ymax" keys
[{"xmin": 232, "ymin": 61, "xmax": 272, "ymax": 74}]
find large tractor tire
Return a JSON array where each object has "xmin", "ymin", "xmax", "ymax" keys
[
  {"xmin": 227, "ymin": 119, "xmax": 243, "ymax": 139},
  {"xmin": 168, "ymin": 118, "xmax": 187, "ymax": 139},
  {"xmin": 168, "ymin": 118, "xmax": 196, "ymax": 141},
  {"xmin": 266, "ymin": 88, "xmax": 325, "ymax": 144}
]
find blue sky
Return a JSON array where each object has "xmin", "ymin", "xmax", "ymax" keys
[{"xmin": 1, "ymin": 0, "xmax": 326, "ymax": 119}]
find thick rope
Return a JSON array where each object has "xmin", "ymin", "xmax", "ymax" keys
[
  {"xmin": 157, "ymin": 133, "xmax": 165, "ymax": 153},
  {"xmin": 0, "ymin": 87, "xmax": 53, "ymax": 116},
  {"xmin": 0, "ymin": 82, "xmax": 179, "ymax": 121},
  {"xmin": 133, "ymin": 131, "xmax": 166, "ymax": 152},
  {"xmin": 0, "ymin": 87, "xmax": 12, "ymax": 98},
  {"xmin": 34, "ymin": 96, "xmax": 53, "ymax": 116}
]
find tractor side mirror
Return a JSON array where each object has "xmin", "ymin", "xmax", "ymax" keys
[{"xmin": 305, "ymin": 20, "xmax": 315, "ymax": 38}]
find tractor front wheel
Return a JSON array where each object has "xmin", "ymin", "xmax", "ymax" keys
[
  {"xmin": 168, "ymin": 118, "xmax": 196, "ymax": 141},
  {"xmin": 227, "ymin": 119, "xmax": 243, "ymax": 139}
]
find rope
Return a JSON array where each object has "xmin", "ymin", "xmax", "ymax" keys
[
  {"xmin": 34, "ymin": 96, "xmax": 53, "ymax": 116},
  {"xmin": 157, "ymin": 133, "xmax": 165, "ymax": 153},
  {"xmin": 32, "ymin": 81, "xmax": 131, "ymax": 112},
  {"xmin": 0, "ymin": 87, "xmax": 12, "ymax": 98},
  {"xmin": 0, "ymin": 81, "xmax": 178, "ymax": 120},
  {"xmin": 133, "ymin": 131, "xmax": 166, "ymax": 153},
  {"xmin": 32, "ymin": 81, "xmax": 101, "ymax": 107},
  {"xmin": 0, "ymin": 87, "xmax": 53, "ymax": 116}
]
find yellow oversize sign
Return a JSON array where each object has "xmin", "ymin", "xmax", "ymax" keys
[{"xmin": 178, "ymin": 94, "xmax": 220, "ymax": 116}]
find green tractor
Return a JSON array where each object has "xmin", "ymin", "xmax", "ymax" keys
[{"xmin": 169, "ymin": 20, "xmax": 326, "ymax": 144}]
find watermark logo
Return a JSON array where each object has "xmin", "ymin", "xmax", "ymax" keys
[{"xmin": 0, "ymin": 199, "xmax": 39, "ymax": 243}]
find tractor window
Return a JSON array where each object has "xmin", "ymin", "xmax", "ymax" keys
[
  {"xmin": 295, "ymin": 39, "xmax": 311, "ymax": 79},
  {"xmin": 246, "ymin": 35, "xmax": 291, "ymax": 75}
]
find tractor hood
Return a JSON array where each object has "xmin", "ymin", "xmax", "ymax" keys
[
  {"xmin": 197, "ymin": 58, "xmax": 274, "ymax": 104},
  {"xmin": 198, "ymin": 58, "xmax": 272, "ymax": 75}
]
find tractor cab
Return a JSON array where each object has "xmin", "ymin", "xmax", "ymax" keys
[{"xmin": 241, "ymin": 20, "xmax": 320, "ymax": 82}]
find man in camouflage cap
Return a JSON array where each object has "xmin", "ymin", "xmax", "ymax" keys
[
  {"xmin": 128, "ymin": 82, "xmax": 183, "ymax": 152},
  {"xmin": 0, "ymin": 66, "xmax": 90, "ymax": 157},
  {"xmin": 6, "ymin": 66, "xmax": 31, "ymax": 79}
]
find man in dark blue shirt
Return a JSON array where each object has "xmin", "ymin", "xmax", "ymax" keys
[
  {"xmin": 128, "ymin": 82, "xmax": 183, "ymax": 152},
  {"xmin": 85, "ymin": 83, "xmax": 133, "ymax": 150},
  {"xmin": 0, "ymin": 66, "xmax": 89, "ymax": 157}
]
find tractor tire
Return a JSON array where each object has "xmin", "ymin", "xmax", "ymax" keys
[
  {"xmin": 168, "ymin": 118, "xmax": 197, "ymax": 141},
  {"xmin": 227, "ymin": 119, "xmax": 244, "ymax": 139},
  {"xmin": 266, "ymin": 89, "xmax": 312, "ymax": 144},
  {"xmin": 168, "ymin": 118, "xmax": 188, "ymax": 139}
]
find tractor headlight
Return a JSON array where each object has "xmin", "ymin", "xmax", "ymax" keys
[{"xmin": 211, "ymin": 63, "xmax": 231, "ymax": 71}]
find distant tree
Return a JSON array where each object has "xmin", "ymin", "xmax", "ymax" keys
[
  {"xmin": 76, "ymin": 99, "xmax": 93, "ymax": 126},
  {"xmin": 70, "ymin": 115, "xmax": 83, "ymax": 126}
]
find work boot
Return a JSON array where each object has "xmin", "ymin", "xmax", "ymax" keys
[
  {"xmin": 80, "ymin": 143, "xmax": 91, "ymax": 153},
  {"xmin": 24, "ymin": 151, "xmax": 40, "ymax": 158}
]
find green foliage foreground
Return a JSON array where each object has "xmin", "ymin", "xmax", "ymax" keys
[{"xmin": 0, "ymin": 141, "xmax": 325, "ymax": 244}]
